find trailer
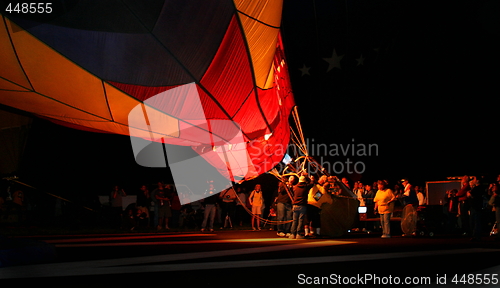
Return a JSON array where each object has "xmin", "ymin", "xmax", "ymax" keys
[
  {"xmin": 425, "ymin": 180, "xmax": 461, "ymax": 205},
  {"xmin": 357, "ymin": 180, "xmax": 463, "ymax": 236}
]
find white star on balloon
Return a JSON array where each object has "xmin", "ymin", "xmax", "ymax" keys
[
  {"xmin": 299, "ymin": 64, "xmax": 311, "ymax": 76},
  {"xmin": 323, "ymin": 49, "xmax": 344, "ymax": 71},
  {"xmin": 355, "ymin": 54, "xmax": 365, "ymax": 66}
]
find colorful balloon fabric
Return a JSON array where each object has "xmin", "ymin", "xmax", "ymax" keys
[{"xmin": 0, "ymin": 0, "xmax": 295, "ymax": 182}]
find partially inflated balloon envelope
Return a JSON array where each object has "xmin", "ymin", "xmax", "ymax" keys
[{"xmin": 0, "ymin": 0, "xmax": 295, "ymax": 204}]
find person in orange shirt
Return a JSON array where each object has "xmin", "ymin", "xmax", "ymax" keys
[{"xmin": 374, "ymin": 180, "xmax": 396, "ymax": 238}]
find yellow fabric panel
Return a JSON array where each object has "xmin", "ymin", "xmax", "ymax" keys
[
  {"xmin": 0, "ymin": 78, "xmax": 30, "ymax": 91},
  {"xmin": 5, "ymin": 19, "xmax": 112, "ymax": 121},
  {"xmin": 233, "ymin": 0, "xmax": 283, "ymax": 28},
  {"xmin": 0, "ymin": 18, "xmax": 31, "ymax": 90},
  {"xmin": 105, "ymin": 82, "xmax": 180, "ymax": 139},
  {"xmin": 238, "ymin": 12, "xmax": 279, "ymax": 89}
]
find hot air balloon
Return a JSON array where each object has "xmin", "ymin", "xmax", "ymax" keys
[{"xmin": 0, "ymin": 1, "xmax": 295, "ymax": 203}]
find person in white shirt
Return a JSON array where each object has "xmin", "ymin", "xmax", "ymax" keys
[{"xmin": 415, "ymin": 185, "xmax": 426, "ymax": 206}]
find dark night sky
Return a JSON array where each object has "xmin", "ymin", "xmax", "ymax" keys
[
  {"xmin": 2, "ymin": 0, "xmax": 499, "ymax": 196},
  {"xmin": 281, "ymin": 0, "xmax": 499, "ymax": 184}
]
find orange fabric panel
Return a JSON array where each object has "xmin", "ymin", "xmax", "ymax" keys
[
  {"xmin": 234, "ymin": 0, "xmax": 282, "ymax": 89},
  {"xmin": 238, "ymin": 13, "xmax": 280, "ymax": 89},
  {"xmin": 233, "ymin": 0, "xmax": 283, "ymax": 27},
  {"xmin": 5, "ymin": 19, "xmax": 112, "ymax": 121},
  {"xmin": 104, "ymin": 82, "xmax": 143, "ymax": 128},
  {"xmin": 51, "ymin": 116, "xmax": 130, "ymax": 136},
  {"xmin": 0, "ymin": 78, "xmax": 29, "ymax": 91},
  {"xmin": 105, "ymin": 82, "xmax": 180, "ymax": 140},
  {"xmin": 0, "ymin": 18, "xmax": 31, "ymax": 90},
  {"xmin": 0, "ymin": 90, "xmax": 105, "ymax": 122},
  {"xmin": 264, "ymin": 61, "xmax": 275, "ymax": 88},
  {"xmin": 0, "ymin": 89, "xmax": 151, "ymax": 137}
]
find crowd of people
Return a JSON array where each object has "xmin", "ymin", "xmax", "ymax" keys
[
  {"xmin": 2, "ymin": 173, "xmax": 500, "ymax": 242},
  {"xmin": 106, "ymin": 181, "xmax": 251, "ymax": 232},
  {"xmin": 268, "ymin": 174, "xmax": 429, "ymax": 239},
  {"xmin": 108, "ymin": 182, "xmax": 183, "ymax": 231},
  {"xmin": 442, "ymin": 175, "xmax": 500, "ymax": 241}
]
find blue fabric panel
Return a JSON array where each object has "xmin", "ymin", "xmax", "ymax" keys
[{"xmin": 6, "ymin": 0, "xmax": 235, "ymax": 87}]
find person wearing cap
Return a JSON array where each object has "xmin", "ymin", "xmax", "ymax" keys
[
  {"xmin": 401, "ymin": 178, "xmax": 418, "ymax": 206},
  {"xmin": 400, "ymin": 178, "xmax": 418, "ymax": 236},
  {"xmin": 289, "ymin": 175, "xmax": 313, "ymax": 239}
]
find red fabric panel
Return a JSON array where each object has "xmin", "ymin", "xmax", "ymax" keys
[
  {"xmin": 275, "ymin": 32, "xmax": 296, "ymax": 112},
  {"xmin": 191, "ymin": 31, "xmax": 296, "ymax": 181},
  {"xmin": 109, "ymin": 82, "xmax": 207, "ymax": 121},
  {"xmin": 257, "ymin": 87, "xmax": 280, "ymax": 128},
  {"xmin": 232, "ymin": 91, "xmax": 268, "ymax": 139},
  {"xmin": 200, "ymin": 16, "xmax": 254, "ymax": 120},
  {"xmin": 247, "ymin": 118, "xmax": 290, "ymax": 175},
  {"xmin": 108, "ymin": 82, "xmax": 177, "ymax": 102},
  {"xmin": 193, "ymin": 109, "xmax": 291, "ymax": 181},
  {"xmin": 160, "ymin": 120, "xmax": 207, "ymax": 146}
]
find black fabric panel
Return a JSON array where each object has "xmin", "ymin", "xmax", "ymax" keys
[{"xmin": 152, "ymin": 0, "xmax": 235, "ymax": 84}]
